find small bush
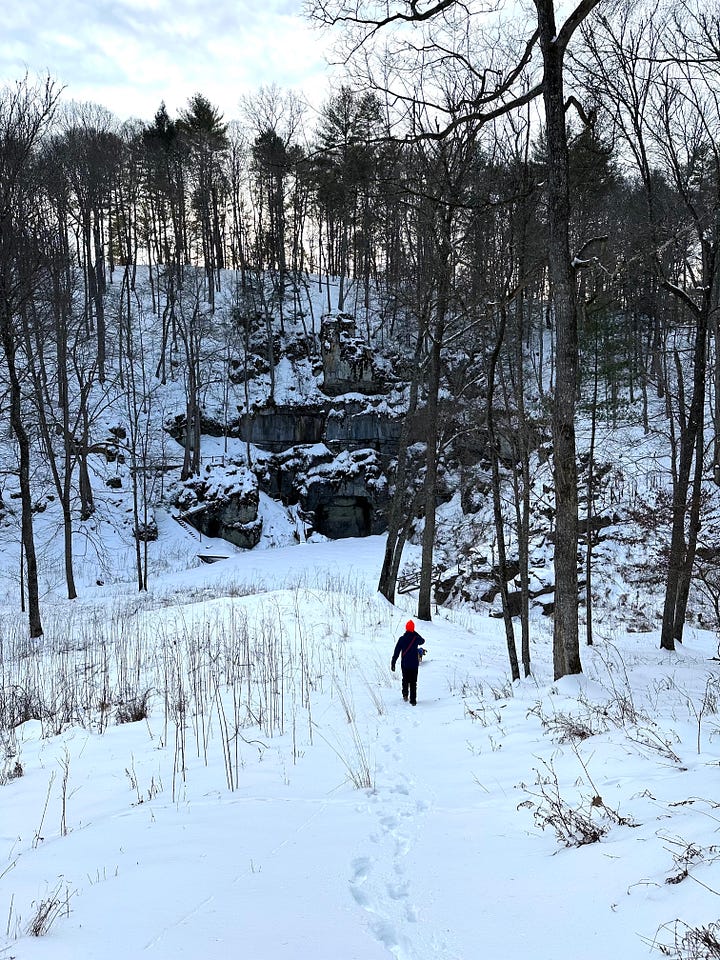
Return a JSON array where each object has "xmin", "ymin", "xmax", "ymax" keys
[
  {"xmin": 7, "ymin": 759, "xmax": 23, "ymax": 780},
  {"xmin": 0, "ymin": 684, "xmax": 42, "ymax": 728},
  {"xmin": 116, "ymin": 689, "xmax": 151, "ymax": 724},
  {"xmin": 526, "ymin": 770, "xmax": 609, "ymax": 846},
  {"xmin": 521, "ymin": 756, "xmax": 636, "ymax": 848},
  {"xmin": 529, "ymin": 701, "xmax": 606, "ymax": 743},
  {"xmin": 26, "ymin": 882, "xmax": 73, "ymax": 937},
  {"xmin": 0, "ymin": 757, "xmax": 23, "ymax": 785},
  {"xmin": 652, "ymin": 920, "xmax": 720, "ymax": 958}
]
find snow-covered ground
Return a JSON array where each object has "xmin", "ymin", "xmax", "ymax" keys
[
  {"xmin": 2, "ymin": 532, "xmax": 720, "ymax": 960},
  {"xmin": 0, "ymin": 265, "xmax": 717, "ymax": 958}
]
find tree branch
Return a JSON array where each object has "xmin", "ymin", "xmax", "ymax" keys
[{"xmin": 556, "ymin": 0, "xmax": 603, "ymax": 56}]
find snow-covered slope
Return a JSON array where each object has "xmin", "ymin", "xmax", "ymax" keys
[{"xmin": 1, "ymin": 535, "xmax": 719, "ymax": 959}]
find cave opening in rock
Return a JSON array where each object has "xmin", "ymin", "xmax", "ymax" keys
[{"xmin": 314, "ymin": 495, "xmax": 373, "ymax": 539}]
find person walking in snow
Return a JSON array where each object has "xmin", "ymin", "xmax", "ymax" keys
[{"xmin": 391, "ymin": 620, "xmax": 425, "ymax": 706}]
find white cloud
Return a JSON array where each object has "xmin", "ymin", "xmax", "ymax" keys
[{"xmin": 0, "ymin": 0, "xmax": 334, "ymax": 123}]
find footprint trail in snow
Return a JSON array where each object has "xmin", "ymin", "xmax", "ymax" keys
[{"xmin": 348, "ymin": 715, "xmax": 459, "ymax": 960}]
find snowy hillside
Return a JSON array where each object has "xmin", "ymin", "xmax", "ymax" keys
[
  {"xmin": 0, "ymin": 261, "xmax": 704, "ymax": 636},
  {"xmin": 0, "ymin": 262, "xmax": 718, "ymax": 958},
  {"xmin": 1, "ymin": 532, "xmax": 720, "ymax": 959},
  {"xmin": 0, "ymin": 261, "xmax": 716, "ymax": 960}
]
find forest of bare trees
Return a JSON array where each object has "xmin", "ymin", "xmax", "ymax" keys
[{"xmin": 0, "ymin": 0, "xmax": 718, "ymax": 680}]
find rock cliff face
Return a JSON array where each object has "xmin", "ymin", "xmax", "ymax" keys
[
  {"xmin": 320, "ymin": 314, "xmax": 392, "ymax": 396},
  {"xmin": 174, "ymin": 465, "xmax": 262, "ymax": 549},
  {"xmin": 298, "ymin": 448, "xmax": 388, "ymax": 539},
  {"xmin": 324, "ymin": 403, "xmax": 403, "ymax": 453},
  {"xmin": 254, "ymin": 446, "xmax": 389, "ymax": 539},
  {"xmin": 238, "ymin": 408, "xmax": 325, "ymax": 451},
  {"xmin": 233, "ymin": 400, "xmax": 404, "ymax": 456},
  {"xmin": 170, "ymin": 315, "xmax": 405, "ymax": 547}
]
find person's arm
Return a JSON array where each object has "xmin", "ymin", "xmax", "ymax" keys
[{"xmin": 391, "ymin": 637, "xmax": 402, "ymax": 670}]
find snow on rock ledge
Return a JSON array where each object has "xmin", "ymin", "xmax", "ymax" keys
[{"xmin": 173, "ymin": 462, "xmax": 262, "ymax": 549}]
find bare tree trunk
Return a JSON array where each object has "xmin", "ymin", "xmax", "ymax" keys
[
  {"xmin": 513, "ymin": 186, "xmax": 533, "ymax": 677},
  {"xmin": 93, "ymin": 217, "xmax": 107, "ymax": 382},
  {"xmin": 487, "ymin": 304, "xmax": 521, "ymax": 680},
  {"xmin": 25, "ymin": 294, "xmax": 78, "ymax": 601},
  {"xmin": 673, "ymin": 419, "xmax": 704, "ymax": 641},
  {"xmin": 2, "ymin": 330, "xmax": 43, "ymax": 637},
  {"xmin": 660, "ymin": 301, "xmax": 708, "ymax": 649},
  {"xmin": 535, "ymin": 0, "xmax": 590, "ymax": 679},
  {"xmin": 378, "ymin": 335, "xmax": 424, "ymax": 602},
  {"xmin": 585, "ymin": 315, "xmax": 600, "ymax": 646},
  {"xmin": 417, "ymin": 326, "xmax": 443, "ymax": 621},
  {"xmin": 713, "ymin": 310, "xmax": 720, "ymax": 485}
]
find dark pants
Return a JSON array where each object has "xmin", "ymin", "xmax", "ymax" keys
[{"xmin": 401, "ymin": 667, "xmax": 418, "ymax": 705}]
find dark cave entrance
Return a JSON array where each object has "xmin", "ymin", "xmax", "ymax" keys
[{"xmin": 314, "ymin": 496, "xmax": 373, "ymax": 539}]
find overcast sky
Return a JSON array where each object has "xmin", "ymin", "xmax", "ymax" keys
[{"xmin": 0, "ymin": 0, "xmax": 333, "ymax": 123}]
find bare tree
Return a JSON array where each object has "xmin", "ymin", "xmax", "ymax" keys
[
  {"xmin": 242, "ymin": 85, "xmax": 306, "ymax": 331},
  {"xmin": 171, "ymin": 271, "xmax": 210, "ymax": 480},
  {"xmin": 54, "ymin": 102, "xmax": 121, "ymax": 384},
  {"xmin": 0, "ymin": 75, "xmax": 62, "ymax": 637},
  {"xmin": 308, "ymin": 0, "xmax": 601, "ymax": 676},
  {"xmin": 580, "ymin": 1, "xmax": 720, "ymax": 649},
  {"xmin": 120, "ymin": 279, "xmax": 163, "ymax": 591}
]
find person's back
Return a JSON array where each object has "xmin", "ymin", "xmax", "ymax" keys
[{"xmin": 391, "ymin": 620, "xmax": 425, "ymax": 705}]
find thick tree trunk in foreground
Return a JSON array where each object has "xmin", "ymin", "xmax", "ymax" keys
[{"xmin": 535, "ymin": 0, "xmax": 591, "ymax": 678}]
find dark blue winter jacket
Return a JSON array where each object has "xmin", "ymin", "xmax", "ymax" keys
[{"xmin": 392, "ymin": 630, "xmax": 426, "ymax": 671}]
